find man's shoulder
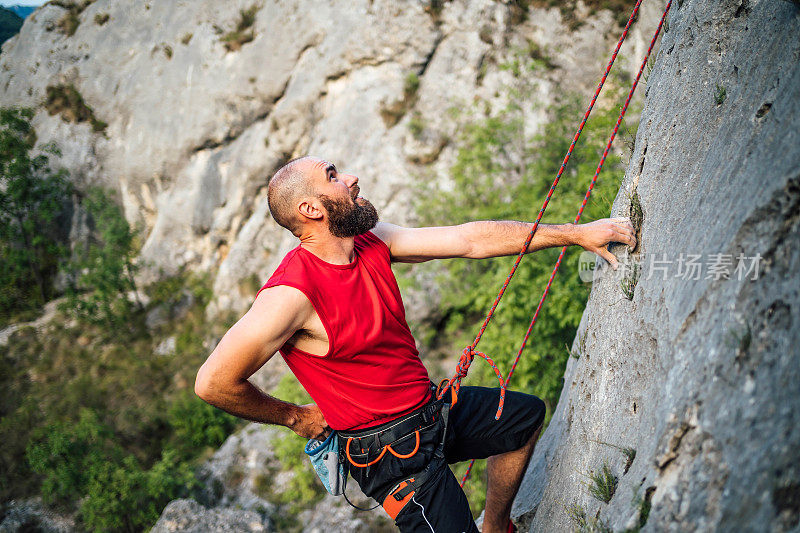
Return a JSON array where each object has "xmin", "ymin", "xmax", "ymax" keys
[
  {"xmin": 367, "ymin": 222, "xmax": 396, "ymax": 247},
  {"xmin": 254, "ymin": 283, "xmax": 311, "ymax": 310}
]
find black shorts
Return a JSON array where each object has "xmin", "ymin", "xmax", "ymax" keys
[{"xmin": 340, "ymin": 385, "xmax": 546, "ymax": 533}]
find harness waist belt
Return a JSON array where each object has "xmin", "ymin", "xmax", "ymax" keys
[{"xmin": 339, "ymin": 397, "xmax": 443, "ymax": 453}]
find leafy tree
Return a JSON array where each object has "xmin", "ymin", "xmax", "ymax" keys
[
  {"xmin": 0, "ymin": 107, "xmax": 72, "ymax": 323},
  {"xmin": 61, "ymin": 185, "xmax": 143, "ymax": 330}
]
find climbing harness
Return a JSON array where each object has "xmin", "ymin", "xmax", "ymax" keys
[
  {"xmin": 336, "ymin": 382, "xmax": 452, "ymax": 516},
  {"xmin": 434, "ymin": 0, "xmax": 674, "ymax": 486}
]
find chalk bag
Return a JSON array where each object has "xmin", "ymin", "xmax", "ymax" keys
[{"xmin": 304, "ymin": 431, "xmax": 345, "ymax": 495}]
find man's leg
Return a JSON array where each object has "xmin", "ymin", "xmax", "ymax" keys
[
  {"xmin": 482, "ymin": 424, "xmax": 542, "ymax": 533},
  {"xmin": 443, "ymin": 387, "xmax": 547, "ymax": 533}
]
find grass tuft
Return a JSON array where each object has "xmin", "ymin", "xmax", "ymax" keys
[
  {"xmin": 566, "ymin": 501, "xmax": 614, "ymax": 533},
  {"xmin": 620, "ymin": 261, "xmax": 640, "ymax": 301},
  {"xmin": 44, "ymin": 84, "xmax": 107, "ymax": 133},
  {"xmin": 714, "ymin": 84, "xmax": 727, "ymax": 105},
  {"xmin": 221, "ymin": 5, "xmax": 259, "ymax": 52},
  {"xmin": 591, "ymin": 439, "xmax": 636, "ymax": 474},
  {"xmin": 587, "ymin": 461, "xmax": 618, "ymax": 503},
  {"xmin": 627, "ymin": 188, "xmax": 643, "ymax": 249},
  {"xmin": 626, "ymin": 486, "xmax": 656, "ymax": 532},
  {"xmin": 408, "ymin": 112, "xmax": 426, "ymax": 139},
  {"xmin": 93, "ymin": 12, "xmax": 108, "ymax": 25},
  {"xmin": 47, "ymin": 0, "xmax": 95, "ymax": 36}
]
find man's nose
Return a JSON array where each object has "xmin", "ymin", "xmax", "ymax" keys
[{"xmin": 342, "ymin": 173, "xmax": 358, "ymax": 188}]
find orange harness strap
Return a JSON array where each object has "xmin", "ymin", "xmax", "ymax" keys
[{"xmin": 345, "ymin": 431, "xmax": 421, "ymax": 468}]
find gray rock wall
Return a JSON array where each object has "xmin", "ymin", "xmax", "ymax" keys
[{"xmin": 512, "ymin": 0, "xmax": 800, "ymax": 531}]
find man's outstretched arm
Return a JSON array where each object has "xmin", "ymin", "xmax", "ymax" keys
[
  {"xmin": 194, "ymin": 285, "xmax": 330, "ymax": 439},
  {"xmin": 372, "ymin": 218, "xmax": 636, "ymax": 269}
]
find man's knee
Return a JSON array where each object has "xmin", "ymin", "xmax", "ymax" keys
[{"xmin": 519, "ymin": 394, "xmax": 546, "ymax": 448}]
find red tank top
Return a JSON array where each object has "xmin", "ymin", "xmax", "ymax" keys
[{"xmin": 257, "ymin": 231, "xmax": 431, "ymax": 430}]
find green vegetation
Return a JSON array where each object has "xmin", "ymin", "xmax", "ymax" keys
[
  {"xmin": 44, "ymin": 84, "xmax": 108, "ymax": 133},
  {"xmin": 59, "ymin": 186, "xmax": 144, "ymax": 331},
  {"xmin": 628, "ymin": 188, "xmax": 642, "ymax": 243},
  {"xmin": 566, "ymin": 502, "xmax": 613, "ymax": 533},
  {"xmin": 0, "ymin": 7, "xmax": 23, "ymax": 45},
  {"xmin": 47, "ymin": 0, "xmax": 95, "ymax": 36},
  {"xmin": 620, "ymin": 261, "xmax": 640, "ymax": 300},
  {"xmin": 408, "ymin": 46, "xmax": 633, "ymax": 513},
  {"xmin": 592, "ymin": 439, "xmax": 636, "ymax": 473},
  {"xmin": 220, "ymin": 5, "xmax": 259, "ymax": 52},
  {"xmin": 726, "ymin": 321, "xmax": 752, "ymax": 362},
  {"xmin": 181, "ymin": 32, "xmax": 193, "ymax": 45},
  {"xmin": 408, "ymin": 112, "xmax": 426, "ymax": 139},
  {"xmin": 714, "ymin": 84, "xmax": 727, "ymax": 106},
  {"xmin": 586, "ymin": 461, "xmax": 618, "ymax": 503},
  {"xmin": 93, "ymin": 12, "xmax": 108, "ymax": 25},
  {"xmin": 381, "ymin": 72, "xmax": 422, "ymax": 127},
  {"xmin": 0, "ymin": 108, "xmax": 72, "ymax": 325},
  {"xmin": 0, "ymin": 109, "xmax": 243, "ymax": 528},
  {"xmin": 626, "ymin": 486, "xmax": 654, "ymax": 532},
  {"xmin": 163, "ymin": 43, "xmax": 173, "ymax": 59},
  {"xmin": 2, "ymin": 267, "xmax": 242, "ymax": 530}
]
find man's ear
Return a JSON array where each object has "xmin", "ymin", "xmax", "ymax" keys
[{"xmin": 298, "ymin": 199, "xmax": 324, "ymax": 221}]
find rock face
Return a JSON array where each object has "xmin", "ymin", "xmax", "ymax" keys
[
  {"xmin": 151, "ymin": 499, "xmax": 268, "ymax": 533},
  {"xmin": 512, "ymin": 1, "xmax": 800, "ymax": 531},
  {"xmin": 0, "ymin": 0, "xmax": 662, "ymax": 323},
  {"xmin": 174, "ymin": 422, "xmax": 389, "ymax": 532}
]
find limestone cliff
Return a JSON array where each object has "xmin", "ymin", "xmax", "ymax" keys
[
  {"xmin": 0, "ymin": 0, "xmax": 661, "ymax": 324},
  {"xmin": 512, "ymin": 1, "xmax": 800, "ymax": 531}
]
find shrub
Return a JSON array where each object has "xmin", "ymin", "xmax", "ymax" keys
[
  {"xmin": 60, "ymin": 186, "xmax": 144, "ymax": 331},
  {"xmin": 165, "ymin": 390, "xmax": 237, "ymax": 461},
  {"xmin": 48, "ymin": 0, "xmax": 96, "ymax": 36},
  {"xmin": 25, "ymin": 408, "xmax": 122, "ymax": 507},
  {"xmin": 0, "ymin": 107, "xmax": 72, "ymax": 325},
  {"xmin": 79, "ymin": 449, "xmax": 197, "ymax": 533}
]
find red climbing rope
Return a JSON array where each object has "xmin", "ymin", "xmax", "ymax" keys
[
  {"xmin": 458, "ymin": 0, "xmax": 674, "ymax": 487},
  {"xmin": 438, "ymin": 0, "xmax": 674, "ymax": 487}
]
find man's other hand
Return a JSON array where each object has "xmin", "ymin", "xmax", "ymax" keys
[
  {"xmin": 289, "ymin": 403, "xmax": 331, "ymax": 440},
  {"xmin": 576, "ymin": 217, "xmax": 636, "ymax": 270}
]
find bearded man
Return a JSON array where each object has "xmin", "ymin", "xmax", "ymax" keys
[{"xmin": 195, "ymin": 156, "xmax": 635, "ymax": 533}]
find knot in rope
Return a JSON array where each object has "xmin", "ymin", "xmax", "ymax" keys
[{"xmin": 438, "ymin": 344, "xmax": 508, "ymax": 420}]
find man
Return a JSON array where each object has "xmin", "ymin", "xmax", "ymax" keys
[{"xmin": 195, "ymin": 156, "xmax": 636, "ymax": 532}]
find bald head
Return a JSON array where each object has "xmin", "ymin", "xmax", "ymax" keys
[{"xmin": 267, "ymin": 156, "xmax": 317, "ymax": 236}]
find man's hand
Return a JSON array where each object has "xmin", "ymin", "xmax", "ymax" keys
[
  {"xmin": 575, "ymin": 217, "xmax": 636, "ymax": 270},
  {"xmin": 289, "ymin": 403, "xmax": 331, "ymax": 440}
]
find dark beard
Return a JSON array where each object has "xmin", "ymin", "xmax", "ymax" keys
[{"xmin": 319, "ymin": 193, "xmax": 379, "ymax": 238}]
